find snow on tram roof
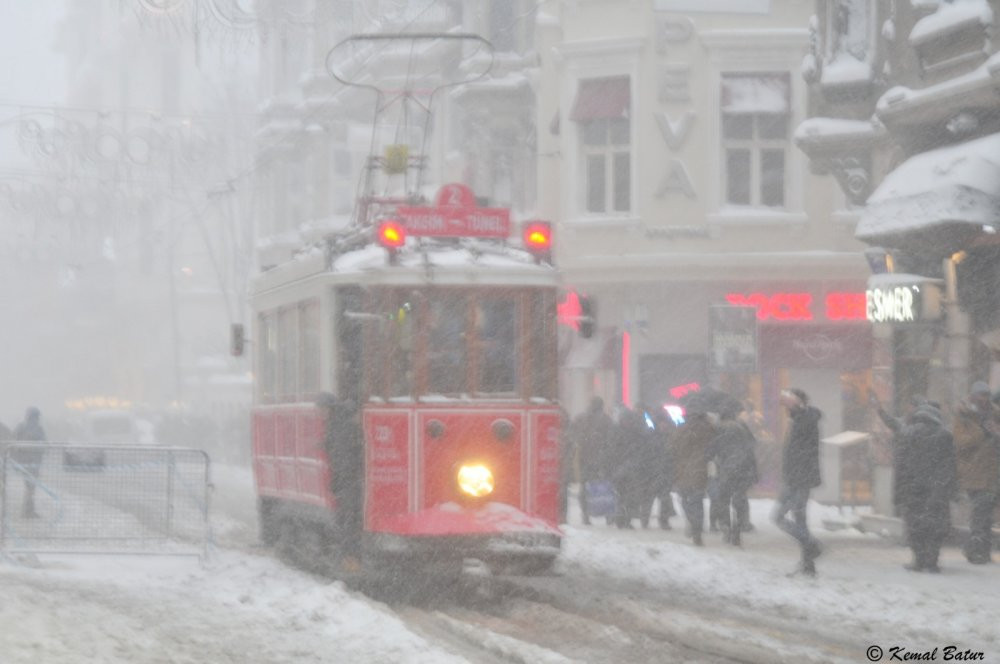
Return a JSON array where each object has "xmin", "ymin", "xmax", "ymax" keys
[{"xmin": 332, "ymin": 241, "xmax": 553, "ymax": 274}]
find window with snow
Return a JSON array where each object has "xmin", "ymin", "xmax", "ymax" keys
[
  {"xmin": 720, "ymin": 73, "xmax": 790, "ymax": 208},
  {"xmin": 571, "ymin": 77, "xmax": 631, "ymax": 215}
]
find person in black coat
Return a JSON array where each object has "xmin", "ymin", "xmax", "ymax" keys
[
  {"xmin": 12, "ymin": 406, "xmax": 47, "ymax": 518},
  {"xmin": 773, "ymin": 389, "xmax": 823, "ymax": 575},
  {"xmin": 611, "ymin": 408, "xmax": 647, "ymax": 529},
  {"xmin": 571, "ymin": 397, "xmax": 615, "ymax": 525},
  {"xmin": 896, "ymin": 404, "xmax": 957, "ymax": 573},
  {"xmin": 710, "ymin": 404, "xmax": 759, "ymax": 546},
  {"xmin": 318, "ymin": 393, "xmax": 364, "ymax": 556},
  {"xmin": 650, "ymin": 408, "xmax": 677, "ymax": 529}
]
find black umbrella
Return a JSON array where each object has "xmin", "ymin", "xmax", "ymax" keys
[{"xmin": 679, "ymin": 387, "xmax": 742, "ymax": 416}]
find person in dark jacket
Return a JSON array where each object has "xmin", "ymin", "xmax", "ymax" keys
[
  {"xmin": 896, "ymin": 404, "xmax": 956, "ymax": 573},
  {"xmin": 631, "ymin": 404, "xmax": 668, "ymax": 529},
  {"xmin": 650, "ymin": 408, "xmax": 677, "ymax": 529},
  {"xmin": 318, "ymin": 393, "xmax": 364, "ymax": 557},
  {"xmin": 611, "ymin": 408, "xmax": 648, "ymax": 529},
  {"xmin": 952, "ymin": 381, "xmax": 1000, "ymax": 564},
  {"xmin": 673, "ymin": 410, "xmax": 717, "ymax": 546},
  {"xmin": 571, "ymin": 397, "xmax": 615, "ymax": 525},
  {"xmin": 773, "ymin": 389, "xmax": 823, "ymax": 575},
  {"xmin": 12, "ymin": 406, "xmax": 47, "ymax": 518},
  {"xmin": 710, "ymin": 403, "xmax": 759, "ymax": 546}
]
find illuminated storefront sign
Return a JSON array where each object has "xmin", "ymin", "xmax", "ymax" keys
[
  {"xmin": 725, "ymin": 292, "xmax": 866, "ymax": 322},
  {"xmin": 865, "ymin": 286, "xmax": 917, "ymax": 323},
  {"xmin": 864, "ymin": 275, "xmax": 943, "ymax": 324}
]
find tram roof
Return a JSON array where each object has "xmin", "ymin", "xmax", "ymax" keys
[{"xmin": 251, "ymin": 238, "xmax": 558, "ymax": 298}]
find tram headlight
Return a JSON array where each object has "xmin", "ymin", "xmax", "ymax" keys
[{"xmin": 457, "ymin": 463, "xmax": 495, "ymax": 498}]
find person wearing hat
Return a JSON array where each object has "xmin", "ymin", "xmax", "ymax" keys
[
  {"xmin": 895, "ymin": 404, "xmax": 956, "ymax": 572},
  {"xmin": 953, "ymin": 381, "xmax": 1000, "ymax": 564}
]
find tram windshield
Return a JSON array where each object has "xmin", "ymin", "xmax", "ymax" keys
[{"xmin": 367, "ymin": 287, "xmax": 556, "ymax": 401}]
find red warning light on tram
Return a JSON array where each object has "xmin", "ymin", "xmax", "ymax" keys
[
  {"xmin": 522, "ymin": 221, "xmax": 552, "ymax": 253},
  {"xmin": 377, "ymin": 219, "xmax": 406, "ymax": 249}
]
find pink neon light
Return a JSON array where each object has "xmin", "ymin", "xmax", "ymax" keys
[
  {"xmin": 669, "ymin": 382, "xmax": 701, "ymax": 399},
  {"xmin": 622, "ymin": 330, "xmax": 631, "ymax": 408},
  {"xmin": 825, "ymin": 292, "xmax": 867, "ymax": 321},
  {"xmin": 725, "ymin": 291, "xmax": 866, "ymax": 322},
  {"xmin": 557, "ymin": 291, "xmax": 582, "ymax": 331}
]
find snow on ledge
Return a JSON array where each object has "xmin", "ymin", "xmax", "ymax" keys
[
  {"xmin": 794, "ymin": 117, "xmax": 876, "ymax": 142},
  {"xmin": 910, "ymin": 0, "xmax": 994, "ymax": 46}
]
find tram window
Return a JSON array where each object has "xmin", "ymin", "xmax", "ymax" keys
[
  {"xmin": 278, "ymin": 307, "xmax": 298, "ymax": 401},
  {"xmin": 387, "ymin": 293, "xmax": 415, "ymax": 398},
  {"xmin": 529, "ymin": 290, "xmax": 557, "ymax": 400},
  {"xmin": 428, "ymin": 294, "xmax": 467, "ymax": 395},
  {"xmin": 474, "ymin": 297, "xmax": 518, "ymax": 394},
  {"xmin": 259, "ymin": 312, "xmax": 278, "ymax": 402},
  {"xmin": 299, "ymin": 299, "xmax": 321, "ymax": 400}
]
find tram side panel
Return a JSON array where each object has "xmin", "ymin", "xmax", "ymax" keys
[
  {"xmin": 253, "ymin": 406, "xmax": 334, "ymax": 509},
  {"xmin": 531, "ymin": 409, "xmax": 562, "ymax": 525}
]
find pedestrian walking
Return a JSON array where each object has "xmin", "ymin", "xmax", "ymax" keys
[
  {"xmin": 12, "ymin": 406, "xmax": 46, "ymax": 518},
  {"xmin": 953, "ymin": 381, "xmax": 999, "ymax": 564},
  {"xmin": 710, "ymin": 403, "xmax": 759, "ymax": 546},
  {"xmin": 896, "ymin": 404, "xmax": 957, "ymax": 573},
  {"xmin": 650, "ymin": 408, "xmax": 677, "ymax": 530},
  {"xmin": 673, "ymin": 410, "xmax": 717, "ymax": 546},
  {"xmin": 570, "ymin": 397, "xmax": 615, "ymax": 525},
  {"xmin": 611, "ymin": 408, "xmax": 647, "ymax": 529},
  {"xmin": 773, "ymin": 389, "xmax": 823, "ymax": 576}
]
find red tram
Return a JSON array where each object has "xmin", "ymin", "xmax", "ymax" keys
[{"xmin": 249, "ymin": 183, "xmax": 563, "ymax": 573}]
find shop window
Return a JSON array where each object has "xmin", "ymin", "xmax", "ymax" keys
[{"xmin": 721, "ymin": 73, "xmax": 790, "ymax": 208}]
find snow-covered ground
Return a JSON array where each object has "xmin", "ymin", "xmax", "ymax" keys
[
  {"xmin": 1, "ymin": 464, "xmax": 997, "ymax": 663},
  {"xmin": 559, "ymin": 496, "xmax": 1000, "ymax": 657}
]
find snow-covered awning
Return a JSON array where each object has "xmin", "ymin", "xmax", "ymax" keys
[
  {"xmin": 570, "ymin": 77, "xmax": 630, "ymax": 122},
  {"xmin": 721, "ymin": 73, "xmax": 789, "ymax": 114},
  {"xmin": 856, "ymin": 132, "xmax": 1000, "ymax": 251}
]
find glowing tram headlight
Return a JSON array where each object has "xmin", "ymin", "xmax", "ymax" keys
[{"xmin": 457, "ymin": 464, "xmax": 495, "ymax": 498}]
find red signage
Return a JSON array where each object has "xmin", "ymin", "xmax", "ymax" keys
[
  {"xmin": 725, "ymin": 292, "xmax": 867, "ymax": 322},
  {"xmin": 397, "ymin": 183, "xmax": 511, "ymax": 238},
  {"xmin": 669, "ymin": 382, "xmax": 701, "ymax": 399}
]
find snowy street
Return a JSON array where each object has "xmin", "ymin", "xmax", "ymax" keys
[{"xmin": 2, "ymin": 464, "xmax": 997, "ymax": 664}]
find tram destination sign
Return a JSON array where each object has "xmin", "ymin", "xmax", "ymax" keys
[{"xmin": 396, "ymin": 183, "xmax": 511, "ymax": 239}]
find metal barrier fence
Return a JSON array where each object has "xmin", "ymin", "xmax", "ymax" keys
[{"xmin": 1, "ymin": 443, "xmax": 211, "ymax": 561}]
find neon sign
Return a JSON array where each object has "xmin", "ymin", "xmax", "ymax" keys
[
  {"xmin": 725, "ymin": 292, "xmax": 866, "ymax": 322},
  {"xmin": 669, "ymin": 382, "xmax": 701, "ymax": 399},
  {"xmin": 557, "ymin": 291, "xmax": 582, "ymax": 331}
]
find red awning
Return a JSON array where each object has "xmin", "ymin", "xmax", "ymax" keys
[{"xmin": 570, "ymin": 77, "xmax": 630, "ymax": 122}]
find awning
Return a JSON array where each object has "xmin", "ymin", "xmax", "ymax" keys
[
  {"xmin": 570, "ymin": 77, "xmax": 630, "ymax": 122},
  {"xmin": 721, "ymin": 73, "xmax": 789, "ymax": 114},
  {"xmin": 857, "ymin": 132, "xmax": 1000, "ymax": 252}
]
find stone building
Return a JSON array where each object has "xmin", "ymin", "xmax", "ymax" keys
[{"xmin": 796, "ymin": 0, "xmax": 1000, "ymax": 417}]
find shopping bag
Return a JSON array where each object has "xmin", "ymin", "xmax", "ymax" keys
[{"xmin": 585, "ymin": 480, "xmax": 616, "ymax": 518}]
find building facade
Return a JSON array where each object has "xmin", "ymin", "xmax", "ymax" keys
[
  {"xmin": 535, "ymin": 1, "xmax": 871, "ymax": 485},
  {"xmin": 796, "ymin": 0, "xmax": 1000, "ymax": 419}
]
